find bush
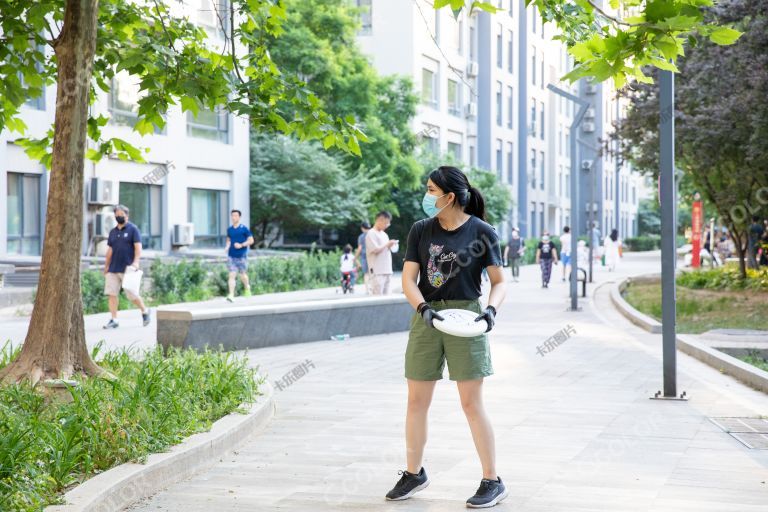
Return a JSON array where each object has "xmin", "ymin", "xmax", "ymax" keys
[
  {"xmin": 79, "ymin": 270, "xmax": 132, "ymax": 314},
  {"xmin": 677, "ymin": 266, "xmax": 768, "ymax": 292},
  {"xmin": 625, "ymin": 235, "xmax": 661, "ymax": 251},
  {"xmin": 0, "ymin": 343, "xmax": 261, "ymax": 511},
  {"xmin": 149, "ymin": 258, "xmax": 212, "ymax": 304},
  {"xmin": 211, "ymin": 250, "xmax": 341, "ymax": 296}
]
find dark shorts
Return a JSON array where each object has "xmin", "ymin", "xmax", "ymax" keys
[
  {"xmin": 227, "ymin": 256, "xmax": 248, "ymax": 273},
  {"xmin": 405, "ymin": 299, "xmax": 493, "ymax": 382}
]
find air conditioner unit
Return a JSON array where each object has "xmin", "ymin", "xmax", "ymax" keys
[
  {"xmin": 584, "ymin": 107, "xmax": 595, "ymax": 119},
  {"xmin": 465, "ymin": 102, "xmax": 478, "ymax": 118},
  {"xmin": 88, "ymin": 178, "xmax": 118, "ymax": 205},
  {"xmin": 582, "ymin": 122, "xmax": 595, "ymax": 133},
  {"xmin": 94, "ymin": 212, "xmax": 116, "ymax": 237},
  {"xmin": 581, "ymin": 159, "xmax": 593, "ymax": 170},
  {"xmin": 172, "ymin": 223, "xmax": 195, "ymax": 246},
  {"xmin": 466, "ymin": 61, "xmax": 479, "ymax": 77},
  {"xmin": 585, "ymin": 84, "xmax": 598, "ymax": 95}
]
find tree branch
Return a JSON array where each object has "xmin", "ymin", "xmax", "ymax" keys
[{"xmin": 585, "ymin": 0, "xmax": 646, "ymax": 27}]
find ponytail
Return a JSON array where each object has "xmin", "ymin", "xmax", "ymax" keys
[
  {"xmin": 464, "ymin": 186, "xmax": 486, "ymax": 221},
  {"xmin": 427, "ymin": 166, "xmax": 487, "ymax": 221}
]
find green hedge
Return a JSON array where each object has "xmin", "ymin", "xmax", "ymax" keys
[
  {"xmin": 75, "ymin": 251, "xmax": 343, "ymax": 314},
  {"xmin": 677, "ymin": 266, "xmax": 768, "ymax": 292},
  {"xmin": 625, "ymin": 235, "xmax": 661, "ymax": 251},
  {"xmin": 0, "ymin": 342, "xmax": 261, "ymax": 511}
]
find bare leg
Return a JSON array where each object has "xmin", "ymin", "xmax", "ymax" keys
[
  {"xmin": 130, "ymin": 296, "xmax": 146, "ymax": 313},
  {"xmin": 457, "ymin": 378, "xmax": 497, "ymax": 480},
  {"xmin": 108, "ymin": 294, "xmax": 118, "ymax": 319},
  {"xmin": 405, "ymin": 379, "xmax": 437, "ymax": 474},
  {"xmin": 239, "ymin": 272, "xmax": 251, "ymax": 292},
  {"xmin": 228, "ymin": 271, "xmax": 236, "ymax": 296}
]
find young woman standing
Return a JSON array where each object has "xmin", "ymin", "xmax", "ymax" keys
[{"xmin": 385, "ymin": 166, "xmax": 508, "ymax": 508}]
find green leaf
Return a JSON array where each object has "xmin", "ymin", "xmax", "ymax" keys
[
  {"xmin": 708, "ymin": 26, "xmax": 742, "ymax": 45},
  {"xmin": 180, "ymin": 96, "xmax": 199, "ymax": 116}
]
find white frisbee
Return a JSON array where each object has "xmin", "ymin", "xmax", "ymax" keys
[{"xmin": 432, "ymin": 308, "xmax": 488, "ymax": 338}]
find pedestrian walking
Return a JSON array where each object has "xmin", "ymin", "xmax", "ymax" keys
[
  {"xmin": 502, "ymin": 227, "xmax": 524, "ymax": 282},
  {"xmin": 225, "ymin": 209, "xmax": 254, "ymax": 302},
  {"xmin": 535, "ymin": 233, "xmax": 558, "ymax": 288},
  {"xmin": 590, "ymin": 222, "xmax": 602, "ymax": 262},
  {"xmin": 389, "ymin": 165, "xmax": 508, "ymax": 508},
  {"xmin": 366, "ymin": 211, "xmax": 397, "ymax": 295},
  {"xmin": 354, "ymin": 221, "xmax": 372, "ymax": 294},
  {"xmin": 559, "ymin": 226, "xmax": 572, "ymax": 282},
  {"xmin": 604, "ymin": 228, "xmax": 622, "ymax": 271},
  {"xmin": 748, "ymin": 215, "xmax": 765, "ymax": 269},
  {"xmin": 102, "ymin": 205, "xmax": 150, "ymax": 329}
]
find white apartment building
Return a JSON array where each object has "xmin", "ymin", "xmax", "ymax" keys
[
  {"xmin": 356, "ymin": 0, "xmax": 643, "ymax": 240},
  {"xmin": 1, "ymin": 0, "xmax": 250, "ymax": 259}
]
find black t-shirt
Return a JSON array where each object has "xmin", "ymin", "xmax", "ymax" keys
[
  {"xmin": 537, "ymin": 240, "xmax": 555, "ymax": 260},
  {"xmin": 404, "ymin": 216, "xmax": 502, "ymax": 301}
]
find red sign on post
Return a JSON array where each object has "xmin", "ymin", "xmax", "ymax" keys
[{"xmin": 691, "ymin": 196, "xmax": 703, "ymax": 267}]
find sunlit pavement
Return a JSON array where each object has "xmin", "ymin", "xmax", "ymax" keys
[{"xmin": 124, "ymin": 251, "xmax": 768, "ymax": 511}]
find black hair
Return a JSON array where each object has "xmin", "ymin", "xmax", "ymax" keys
[
  {"xmin": 563, "ymin": 226, "xmax": 570, "ymax": 233},
  {"xmin": 376, "ymin": 211, "xmax": 392, "ymax": 220},
  {"xmin": 753, "ymin": 215, "xmax": 761, "ymax": 222},
  {"xmin": 343, "ymin": 243, "xmax": 352, "ymax": 254},
  {"xmin": 610, "ymin": 229, "xmax": 618, "ymax": 242},
  {"xmin": 361, "ymin": 220, "xmax": 371, "ymax": 229},
  {"xmin": 427, "ymin": 166, "xmax": 486, "ymax": 221},
  {"xmin": 231, "ymin": 209, "xmax": 242, "ymax": 216},
  {"xmin": 113, "ymin": 204, "xmax": 129, "ymax": 215}
]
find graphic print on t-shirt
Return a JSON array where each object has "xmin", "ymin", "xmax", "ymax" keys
[{"xmin": 427, "ymin": 243, "xmax": 457, "ymax": 288}]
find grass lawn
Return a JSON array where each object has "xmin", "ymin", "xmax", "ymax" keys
[
  {"xmin": 623, "ymin": 281, "xmax": 768, "ymax": 334},
  {"xmin": 741, "ymin": 352, "xmax": 768, "ymax": 373}
]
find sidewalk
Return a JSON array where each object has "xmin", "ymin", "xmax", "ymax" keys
[{"xmin": 125, "ymin": 252, "xmax": 768, "ymax": 511}]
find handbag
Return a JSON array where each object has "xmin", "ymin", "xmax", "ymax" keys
[{"xmin": 122, "ymin": 266, "xmax": 143, "ymax": 297}]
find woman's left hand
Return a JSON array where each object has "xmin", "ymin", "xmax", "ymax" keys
[{"xmin": 474, "ymin": 306, "xmax": 496, "ymax": 333}]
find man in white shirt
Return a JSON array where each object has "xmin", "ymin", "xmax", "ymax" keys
[
  {"xmin": 365, "ymin": 211, "xmax": 398, "ymax": 295},
  {"xmin": 560, "ymin": 226, "xmax": 572, "ymax": 282}
]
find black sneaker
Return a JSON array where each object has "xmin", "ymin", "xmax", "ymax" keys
[
  {"xmin": 466, "ymin": 476, "xmax": 508, "ymax": 508},
  {"xmin": 142, "ymin": 309, "xmax": 151, "ymax": 327},
  {"xmin": 385, "ymin": 467, "xmax": 429, "ymax": 501},
  {"xmin": 103, "ymin": 319, "xmax": 119, "ymax": 329}
]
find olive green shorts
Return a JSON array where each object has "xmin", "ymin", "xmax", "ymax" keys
[{"xmin": 404, "ymin": 299, "xmax": 494, "ymax": 382}]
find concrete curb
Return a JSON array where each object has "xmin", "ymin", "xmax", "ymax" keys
[
  {"xmin": 609, "ymin": 277, "xmax": 662, "ymax": 334},
  {"xmin": 46, "ymin": 379, "xmax": 275, "ymax": 512},
  {"xmin": 610, "ymin": 276, "xmax": 768, "ymax": 394},
  {"xmin": 676, "ymin": 334, "xmax": 768, "ymax": 394}
]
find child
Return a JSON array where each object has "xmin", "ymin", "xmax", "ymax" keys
[{"xmin": 340, "ymin": 244, "xmax": 357, "ymax": 292}]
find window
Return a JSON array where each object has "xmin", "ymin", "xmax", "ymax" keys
[
  {"xmin": 507, "ymin": 31, "xmax": 514, "ymax": 72},
  {"xmin": 21, "ymin": 43, "xmax": 46, "ymax": 110},
  {"xmin": 188, "ymin": 188, "xmax": 229, "ymax": 247},
  {"xmin": 507, "ymin": 143, "xmax": 514, "ymax": 185},
  {"xmin": 357, "ymin": 0, "xmax": 372, "ymax": 35},
  {"xmin": 6, "ymin": 173, "xmax": 41, "ymax": 255},
  {"xmin": 469, "ymin": 21, "xmax": 477, "ymax": 61},
  {"xmin": 509, "ymin": 0, "xmax": 514, "ymax": 16},
  {"xmin": 558, "ymin": 165, "xmax": 563, "ymax": 196},
  {"xmin": 469, "ymin": 144, "xmax": 476, "ymax": 166},
  {"xmin": 451, "ymin": 17, "xmax": 463, "ymax": 54},
  {"xmin": 565, "ymin": 172, "xmax": 570, "ymax": 198},
  {"xmin": 434, "ymin": 8, "xmax": 441, "ymax": 43},
  {"xmin": 531, "ymin": 48, "xmax": 536, "ymax": 86},
  {"xmin": 530, "ymin": 150, "xmax": 537, "ymax": 188},
  {"xmin": 507, "ymin": 86, "xmax": 514, "ymax": 128},
  {"xmin": 539, "ymin": 101, "xmax": 545, "ymax": 140},
  {"xmin": 541, "ymin": 59, "xmax": 545, "ymax": 89},
  {"xmin": 120, "ymin": 182, "xmax": 163, "ymax": 250},
  {"xmin": 632, "ymin": 185, "xmax": 636, "ymax": 204},
  {"xmin": 197, "ymin": 0, "xmax": 230, "ymax": 38},
  {"xmin": 447, "ymin": 79, "xmax": 461, "ymax": 116},
  {"xmin": 539, "ymin": 150, "xmax": 545, "ymax": 190},
  {"xmin": 539, "ymin": 203, "xmax": 544, "ymax": 234},
  {"xmin": 530, "ymin": 202, "xmax": 536, "ymax": 235},
  {"xmin": 558, "ymin": 127, "xmax": 563, "ymax": 155},
  {"xmin": 530, "ymin": 98, "xmax": 536, "ymax": 137},
  {"xmin": 421, "ymin": 124, "xmax": 440, "ymax": 154},
  {"xmin": 448, "ymin": 141, "xmax": 462, "ymax": 161},
  {"xmin": 421, "ymin": 68, "xmax": 438, "ymax": 108},
  {"xmin": 496, "ymin": 139, "xmax": 503, "ymax": 179},
  {"xmin": 496, "ymin": 25, "xmax": 503, "ymax": 68},
  {"xmin": 496, "ymin": 82, "xmax": 503, "ymax": 126},
  {"xmin": 531, "ymin": 5, "xmax": 537, "ymax": 34},
  {"xmin": 187, "ymin": 106, "xmax": 229, "ymax": 143},
  {"xmin": 109, "ymin": 71, "xmax": 140, "ymax": 126},
  {"xmin": 565, "ymin": 130, "xmax": 570, "ymax": 154}
]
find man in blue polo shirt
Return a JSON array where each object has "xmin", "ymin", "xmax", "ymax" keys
[
  {"xmin": 225, "ymin": 209, "xmax": 255, "ymax": 302},
  {"xmin": 103, "ymin": 205, "xmax": 150, "ymax": 329}
]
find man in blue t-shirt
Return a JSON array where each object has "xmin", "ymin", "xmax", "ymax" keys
[{"xmin": 225, "ymin": 209, "xmax": 255, "ymax": 302}]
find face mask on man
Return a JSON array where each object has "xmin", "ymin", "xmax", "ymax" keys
[
  {"xmin": 422, "ymin": 192, "xmax": 448, "ymax": 218},
  {"xmin": 115, "ymin": 216, "xmax": 126, "ymax": 225}
]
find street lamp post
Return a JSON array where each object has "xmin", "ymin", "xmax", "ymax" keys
[{"xmin": 547, "ymin": 83, "xmax": 590, "ymax": 311}]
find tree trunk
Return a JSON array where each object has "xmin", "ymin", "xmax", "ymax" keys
[{"xmin": 0, "ymin": 0, "xmax": 104, "ymax": 384}]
